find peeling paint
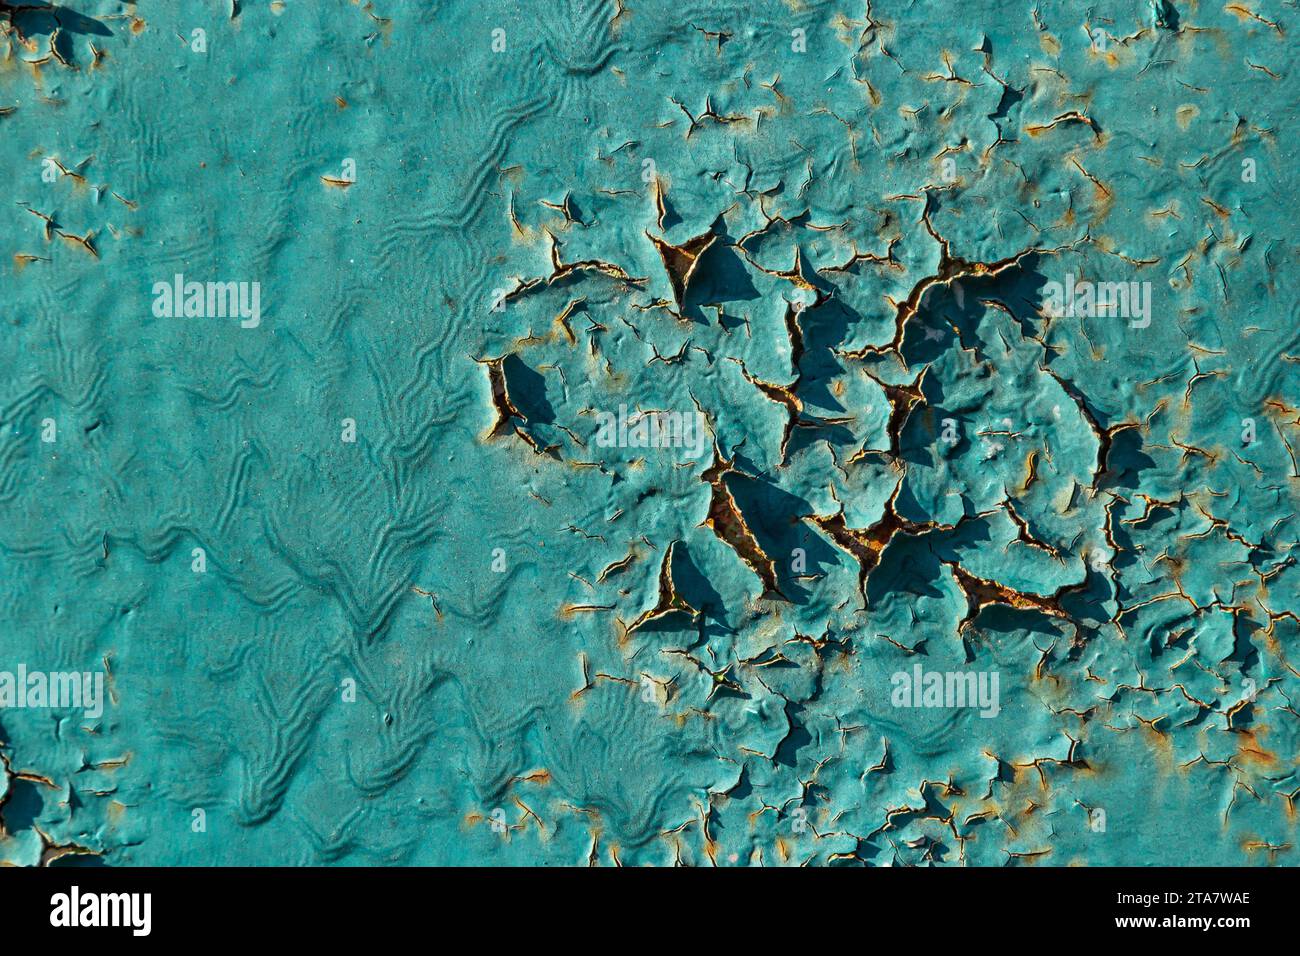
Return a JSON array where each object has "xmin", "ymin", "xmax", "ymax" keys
[{"xmin": 1, "ymin": 0, "xmax": 1297, "ymax": 866}]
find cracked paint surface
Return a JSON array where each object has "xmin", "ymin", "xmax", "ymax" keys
[{"xmin": 1, "ymin": 0, "xmax": 1298, "ymax": 865}]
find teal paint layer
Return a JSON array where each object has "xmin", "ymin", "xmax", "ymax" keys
[{"xmin": 1, "ymin": 0, "xmax": 1297, "ymax": 865}]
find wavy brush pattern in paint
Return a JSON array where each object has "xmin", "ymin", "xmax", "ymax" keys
[{"xmin": 0, "ymin": 0, "xmax": 1297, "ymax": 866}]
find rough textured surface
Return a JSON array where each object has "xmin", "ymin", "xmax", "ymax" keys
[{"xmin": 1, "ymin": 0, "xmax": 1297, "ymax": 866}]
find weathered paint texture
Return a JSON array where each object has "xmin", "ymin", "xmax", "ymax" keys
[{"xmin": 1, "ymin": 0, "xmax": 1297, "ymax": 865}]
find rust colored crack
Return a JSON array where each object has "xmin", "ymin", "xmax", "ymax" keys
[
  {"xmin": 844, "ymin": 191, "xmax": 1069, "ymax": 360},
  {"xmin": 646, "ymin": 229, "xmax": 717, "ymax": 310},
  {"xmin": 805, "ymin": 477, "xmax": 949, "ymax": 601},
  {"xmin": 1042, "ymin": 366, "xmax": 1139, "ymax": 490},
  {"xmin": 622, "ymin": 540, "xmax": 699, "ymax": 636},
  {"xmin": 851, "ymin": 365, "xmax": 927, "ymax": 461},
  {"xmin": 943, "ymin": 560, "xmax": 1076, "ymax": 633},
  {"xmin": 546, "ymin": 230, "xmax": 647, "ymax": 288},
  {"xmin": 473, "ymin": 353, "xmax": 558, "ymax": 458},
  {"xmin": 700, "ymin": 448, "xmax": 784, "ymax": 599}
]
